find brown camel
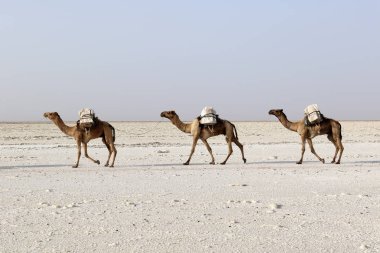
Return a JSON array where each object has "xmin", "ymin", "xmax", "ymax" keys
[
  {"xmin": 160, "ymin": 110, "xmax": 246, "ymax": 165},
  {"xmin": 268, "ymin": 109, "xmax": 344, "ymax": 164},
  {"xmin": 43, "ymin": 112, "xmax": 117, "ymax": 168}
]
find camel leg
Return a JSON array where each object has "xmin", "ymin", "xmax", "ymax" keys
[
  {"xmin": 335, "ymin": 138, "xmax": 344, "ymax": 164},
  {"xmin": 233, "ymin": 138, "xmax": 246, "ymax": 164},
  {"xmin": 83, "ymin": 143, "xmax": 100, "ymax": 165},
  {"xmin": 331, "ymin": 124, "xmax": 344, "ymax": 164},
  {"xmin": 108, "ymin": 142, "xmax": 117, "ymax": 167},
  {"xmin": 73, "ymin": 140, "xmax": 82, "ymax": 168},
  {"xmin": 327, "ymin": 134, "xmax": 339, "ymax": 163},
  {"xmin": 102, "ymin": 137, "xmax": 112, "ymax": 167},
  {"xmin": 307, "ymin": 138, "xmax": 325, "ymax": 163},
  {"xmin": 201, "ymin": 139, "xmax": 215, "ymax": 164},
  {"xmin": 220, "ymin": 137, "xmax": 233, "ymax": 165},
  {"xmin": 297, "ymin": 136, "xmax": 306, "ymax": 164},
  {"xmin": 184, "ymin": 136, "xmax": 199, "ymax": 165}
]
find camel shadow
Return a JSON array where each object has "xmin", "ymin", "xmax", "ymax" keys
[
  {"xmin": 134, "ymin": 163, "xmax": 214, "ymax": 168},
  {"xmin": 246, "ymin": 161, "xmax": 296, "ymax": 165},
  {"xmin": 135, "ymin": 161, "xmax": 303, "ymax": 167},
  {"xmin": 0, "ymin": 164, "xmax": 69, "ymax": 170},
  {"xmin": 249, "ymin": 160, "xmax": 380, "ymax": 165},
  {"xmin": 350, "ymin": 161, "xmax": 380, "ymax": 165}
]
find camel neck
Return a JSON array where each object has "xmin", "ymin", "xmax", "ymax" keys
[
  {"xmin": 278, "ymin": 113, "xmax": 298, "ymax": 132},
  {"xmin": 171, "ymin": 116, "xmax": 191, "ymax": 133},
  {"xmin": 53, "ymin": 117, "xmax": 76, "ymax": 137}
]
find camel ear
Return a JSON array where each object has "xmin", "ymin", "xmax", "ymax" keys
[{"xmin": 280, "ymin": 109, "xmax": 283, "ymax": 112}]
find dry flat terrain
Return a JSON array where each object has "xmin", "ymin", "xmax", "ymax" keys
[{"xmin": 1, "ymin": 121, "xmax": 380, "ymax": 252}]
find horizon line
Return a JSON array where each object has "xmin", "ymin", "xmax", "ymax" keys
[{"xmin": 1, "ymin": 119, "xmax": 380, "ymax": 124}]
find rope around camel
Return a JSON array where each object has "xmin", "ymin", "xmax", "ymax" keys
[
  {"xmin": 115, "ymin": 121, "xmax": 163, "ymax": 136},
  {"xmin": 115, "ymin": 121, "xmax": 256, "ymax": 137},
  {"xmin": 234, "ymin": 125, "xmax": 257, "ymax": 137}
]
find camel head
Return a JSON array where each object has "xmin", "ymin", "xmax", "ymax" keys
[
  {"xmin": 268, "ymin": 109, "xmax": 284, "ymax": 118},
  {"xmin": 160, "ymin": 110, "xmax": 178, "ymax": 120},
  {"xmin": 43, "ymin": 112, "xmax": 60, "ymax": 121}
]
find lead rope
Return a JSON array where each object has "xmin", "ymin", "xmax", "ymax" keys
[
  {"xmin": 233, "ymin": 124, "xmax": 257, "ymax": 137},
  {"xmin": 207, "ymin": 125, "xmax": 215, "ymax": 134},
  {"xmin": 115, "ymin": 121, "xmax": 163, "ymax": 136}
]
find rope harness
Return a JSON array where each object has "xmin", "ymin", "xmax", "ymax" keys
[
  {"xmin": 115, "ymin": 121, "xmax": 163, "ymax": 136},
  {"xmin": 199, "ymin": 111, "xmax": 219, "ymax": 134},
  {"xmin": 234, "ymin": 126, "xmax": 256, "ymax": 137}
]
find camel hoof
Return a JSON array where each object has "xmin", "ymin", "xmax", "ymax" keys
[
  {"xmin": 72, "ymin": 165, "xmax": 78, "ymax": 168},
  {"xmin": 220, "ymin": 162, "xmax": 226, "ymax": 165},
  {"xmin": 104, "ymin": 164, "xmax": 109, "ymax": 167},
  {"xmin": 109, "ymin": 165, "xmax": 114, "ymax": 168},
  {"xmin": 331, "ymin": 160, "xmax": 335, "ymax": 164},
  {"xmin": 183, "ymin": 162, "xmax": 189, "ymax": 165},
  {"xmin": 95, "ymin": 160, "xmax": 100, "ymax": 165},
  {"xmin": 335, "ymin": 161, "xmax": 340, "ymax": 164},
  {"xmin": 321, "ymin": 159, "xmax": 325, "ymax": 164},
  {"xmin": 243, "ymin": 158, "xmax": 247, "ymax": 164},
  {"xmin": 296, "ymin": 161, "xmax": 302, "ymax": 164},
  {"xmin": 209, "ymin": 161, "xmax": 215, "ymax": 165}
]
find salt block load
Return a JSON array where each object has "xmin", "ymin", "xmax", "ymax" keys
[
  {"xmin": 78, "ymin": 108, "xmax": 95, "ymax": 128},
  {"xmin": 200, "ymin": 106, "xmax": 218, "ymax": 125},
  {"xmin": 304, "ymin": 104, "xmax": 323, "ymax": 124}
]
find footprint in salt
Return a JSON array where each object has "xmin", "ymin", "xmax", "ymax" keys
[
  {"xmin": 126, "ymin": 201, "xmax": 137, "ymax": 207},
  {"xmin": 267, "ymin": 203, "xmax": 282, "ymax": 213},
  {"xmin": 172, "ymin": 199, "xmax": 187, "ymax": 205},
  {"xmin": 261, "ymin": 224, "xmax": 284, "ymax": 230},
  {"xmin": 359, "ymin": 244, "xmax": 369, "ymax": 250},
  {"xmin": 65, "ymin": 203, "xmax": 79, "ymax": 208},
  {"xmin": 229, "ymin": 183, "xmax": 248, "ymax": 187}
]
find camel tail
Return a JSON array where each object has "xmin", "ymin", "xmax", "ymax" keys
[
  {"xmin": 231, "ymin": 123, "xmax": 239, "ymax": 140},
  {"xmin": 110, "ymin": 125, "xmax": 116, "ymax": 142},
  {"xmin": 338, "ymin": 122, "xmax": 342, "ymax": 140}
]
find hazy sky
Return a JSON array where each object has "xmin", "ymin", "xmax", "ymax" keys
[{"xmin": 1, "ymin": 1, "xmax": 379, "ymax": 121}]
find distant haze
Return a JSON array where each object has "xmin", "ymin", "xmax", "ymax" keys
[{"xmin": 1, "ymin": 1, "xmax": 379, "ymax": 121}]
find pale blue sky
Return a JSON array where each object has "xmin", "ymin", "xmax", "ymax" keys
[{"xmin": 1, "ymin": 1, "xmax": 379, "ymax": 121}]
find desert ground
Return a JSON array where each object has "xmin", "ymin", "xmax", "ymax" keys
[{"xmin": 1, "ymin": 121, "xmax": 379, "ymax": 252}]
